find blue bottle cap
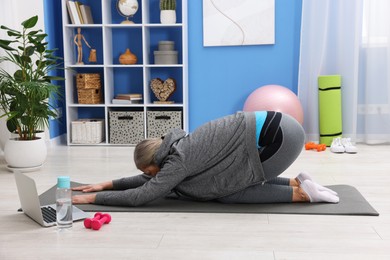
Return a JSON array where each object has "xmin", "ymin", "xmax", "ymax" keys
[{"xmin": 57, "ymin": 176, "xmax": 71, "ymax": 189}]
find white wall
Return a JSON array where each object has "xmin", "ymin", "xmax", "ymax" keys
[
  {"xmin": 0, "ymin": 0, "xmax": 44, "ymax": 28},
  {"xmin": 0, "ymin": 0, "xmax": 44, "ymax": 151}
]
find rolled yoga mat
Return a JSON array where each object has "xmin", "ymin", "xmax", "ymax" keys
[{"xmin": 318, "ymin": 75, "xmax": 343, "ymax": 146}]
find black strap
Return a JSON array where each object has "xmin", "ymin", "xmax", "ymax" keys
[
  {"xmin": 318, "ymin": 86, "xmax": 341, "ymax": 91},
  {"xmin": 320, "ymin": 132, "xmax": 343, "ymax": 137}
]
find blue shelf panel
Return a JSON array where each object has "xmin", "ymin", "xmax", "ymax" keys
[
  {"xmin": 71, "ymin": 27, "xmax": 104, "ymax": 65},
  {"xmin": 111, "ymin": 27, "xmax": 143, "ymax": 65},
  {"xmin": 76, "ymin": 106, "xmax": 106, "ymax": 119},
  {"xmin": 112, "ymin": 67, "xmax": 144, "ymax": 96}
]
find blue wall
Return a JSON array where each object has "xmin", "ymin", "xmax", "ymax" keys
[
  {"xmin": 44, "ymin": 0, "xmax": 67, "ymax": 138},
  {"xmin": 45, "ymin": 0, "xmax": 302, "ymax": 136},
  {"xmin": 188, "ymin": 0, "xmax": 302, "ymax": 131}
]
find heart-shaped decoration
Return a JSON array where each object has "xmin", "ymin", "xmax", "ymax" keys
[{"xmin": 150, "ymin": 78, "xmax": 176, "ymax": 102}]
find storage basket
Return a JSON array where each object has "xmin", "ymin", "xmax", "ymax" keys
[
  {"xmin": 71, "ymin": 119, "xmax": 105, "ymax": 144},
  {"xmin": 76, "ymin": 73, "xmax": 101, "ymax": 89},
  {"xmin": 77, "ymin": 88, "xmax": 102, "ymax": 104},
  {"xmin": 109, "ymin": 111, "xmax": 145, "ymax": 144},
  {"xmin": 147, "ymin": 111, "xmax": 182, "ymax": 138}
]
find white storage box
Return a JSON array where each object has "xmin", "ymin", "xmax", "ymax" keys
[{"xmin": 71, "ymin": 119, "xmax": 105, "ymax": 144}]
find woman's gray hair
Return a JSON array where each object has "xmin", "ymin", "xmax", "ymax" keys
[{"xmin": 134, "ymin": 138, "xmax": 163, "ymax": 169}]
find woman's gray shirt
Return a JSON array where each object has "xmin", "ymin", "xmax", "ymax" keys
[{"xmin": 95, "ymin": 112, "xmax": 265, "ymax": 206}]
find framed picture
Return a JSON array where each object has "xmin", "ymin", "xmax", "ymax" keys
[{"xmin": 203, "ymin": 0, "xmax": 275, "ymax": 46}]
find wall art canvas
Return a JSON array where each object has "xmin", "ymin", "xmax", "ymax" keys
[{"xmin": 203, "ymin": 0, "xmax": 275, "ymax": 46}]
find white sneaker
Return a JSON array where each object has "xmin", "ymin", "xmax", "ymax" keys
[
  {"xmin": 341, "ymin": 138, "xmax": 358, "ymax": 153},
  {"xmin": 330, "ymin": 137, "xmax": 345, "ymax": 153}
]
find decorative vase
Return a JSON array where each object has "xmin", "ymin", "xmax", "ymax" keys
[
  {"xmin": 119, "ymin": 48, "xmax": 137, "ymax": 65},
  {"xmin": 160, "ymin": 10, "xmax": 176, "ymax": 24},
  {"xmin": 88, "ymin": 49, "xmax": 97, "ymax": 63},
  {"xmin": 4, "ymin": 138, "xmax": 47, "ymax": 169}
]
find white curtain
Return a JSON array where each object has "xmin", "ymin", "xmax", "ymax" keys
[
  {"xmin": 0, "ymin": 0, "xmax": 15, "ymax": 152},
  {"xmin": 298, "ymin": 0, "xmax": 390, "ymax": 144},
  {"xmin": 0, "ymin": 0, "xmax": 44, "ymax": 151}
]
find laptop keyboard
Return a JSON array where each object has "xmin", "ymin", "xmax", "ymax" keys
[{"xmin": 41, "ymin": 206, "xmax": 56, "ymax": 223}]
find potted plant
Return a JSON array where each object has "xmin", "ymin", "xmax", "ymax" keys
[
  {"xmin": 0, "ymin": 15, "xmax": 63, "ymax": 169},
  {"xmin": 160, "ymin": 0, "xmax": 176, "ymax": 24}
]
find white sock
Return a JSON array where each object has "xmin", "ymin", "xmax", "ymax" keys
[
  {"xmin": 296, "ymin": 172, "xmax": 338, "ymax": 196},
  {"xmin": 300, "ymin": 180, "xmax": 339, "ymax": 203}
]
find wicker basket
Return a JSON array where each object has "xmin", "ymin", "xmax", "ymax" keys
[
  {"xmin": 71, "ymin": 119, "xmax": 105, "ymax": 144},
  {"xmin": 76, "ymin": 73, "xmax": 101, "ymax": 89},
  {"xmin": 77, "ymin": 88, "xmax": 102, "ymax": 104}
]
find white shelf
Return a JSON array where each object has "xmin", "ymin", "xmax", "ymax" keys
[{"xmin": 62, "ymin": 0, "xmax": 188, "ymax": 145}]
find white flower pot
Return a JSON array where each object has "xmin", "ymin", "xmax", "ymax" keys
[
  {"xmin": 4, "ymin": 138, "xmax": 47, "ymax": 169},
  {"xmin": 160, "ymin": 10, "xmax": 176, "ymax": 24}
]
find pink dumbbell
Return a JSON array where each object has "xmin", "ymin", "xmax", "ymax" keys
[
  {"xmin": 84, "ymin": 212, "xmax": 103, "ymax": 229},
  {"xmin": 91, "ymin": 213, "xmax": 111, "ymax": 230}
]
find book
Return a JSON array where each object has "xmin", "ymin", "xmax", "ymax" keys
[
  {"xmin": 67, "ymin": 1, "xmax": 82, "ymax": 25},
  {"xmin": 112, "ymin": 98, "xmax": 142, "ymax": 104},
  {"xmin": 115, "ymin": 96, "xmax": 141, "ymax": 100},
  {"xmin": 116, "ymin": 93, "xmax": 143, "ymax": 100},
  {"xmin": 66, "ymin": 1, "xmax": 75, "ymax": 24},
  {"xmin": 80, "ymin": 5, "xmax": 94, "ymax": 24},
  {"xmin": 112, "ymin": 99, "xmax": 132, "ymax": 104},
  {"xmin": 75, "ymin": 1, "xmax": 85, "ymax": 24}
]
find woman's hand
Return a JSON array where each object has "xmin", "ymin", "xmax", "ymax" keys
[
  {"xmin": 72, "ymin": 181, "xmax": 113, "ymax": 193},
  {"xmin": 72, "ymin": 184, "xmax": 104, "ymax": 193},
  {"xmin": 71, "ymin": 181, "xmax": 112, "ymax": 204},
  {"xmin": 72, "ymin": 194, "xmax": 97, "ymax": 204}
]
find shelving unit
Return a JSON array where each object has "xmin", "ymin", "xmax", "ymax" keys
[{"xmin": 61, "ymin": 0, "xmax": 188, "ymax": 145}]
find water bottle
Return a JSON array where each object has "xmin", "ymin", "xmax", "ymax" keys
[{"xmin": 56, "ymin": 176, "xmax": 73, "ymax": 229}]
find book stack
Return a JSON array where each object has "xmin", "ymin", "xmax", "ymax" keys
[
  {"xmin": 112, "ymin": 93, "xmax": 143, "ymax": 104},
  {"xmin": 67, "ymin": 1, "xmax": 94, "ymax": 25}
]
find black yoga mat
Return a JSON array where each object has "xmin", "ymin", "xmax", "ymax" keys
[{"xmin": 39, "ymin": 182, "xmax": 379, "ymax": 216}]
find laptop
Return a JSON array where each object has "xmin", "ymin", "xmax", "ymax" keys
[{"xmin": 14, "ymin": 171, "xmax": 89, "ymax": 227}]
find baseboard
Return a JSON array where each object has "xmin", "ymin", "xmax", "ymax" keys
[{"xmin": 47, "ymin": 134, "xmax": 67, "ymax": 146}]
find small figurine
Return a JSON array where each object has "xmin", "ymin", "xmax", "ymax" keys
[{"xmin": 74, "ymin": 27, "xmax": 91, "ymax": 65}]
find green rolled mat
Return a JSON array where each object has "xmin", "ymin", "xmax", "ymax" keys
[{"xmin": 318, "ymin": 75, "xmax": 342, "ymax": 146}]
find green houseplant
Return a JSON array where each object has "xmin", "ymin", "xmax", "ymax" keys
[
  {"xmin": 0, "ymin": 15, "xmax": 62, "ymax": 140},
  {"xmin": 160, "ymin": 0, "xmax": 176, "ymax": 10},
  {"xmin": 160, "ymin": 0, "xmax": 176, "ymax": 24},
  {"xmin": 0, "ymin": 15, "xmax": 63, "ymax": 168}
]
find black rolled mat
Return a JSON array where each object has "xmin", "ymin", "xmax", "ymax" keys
[{"xmin": 39, "ymin": 182, "xmax": 379, "ymax": 216}]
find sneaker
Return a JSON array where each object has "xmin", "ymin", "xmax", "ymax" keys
[
  {"xmin": 330, "ymin": 137, "xmax": 345, "ymax": 153},
  {"xmin": 341, "ymin": 138, "xmax": 358, "ymax": 153}
]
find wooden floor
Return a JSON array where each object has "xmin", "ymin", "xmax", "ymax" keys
[{"xmin": 1, "ymin": 143, "xmax": 390, "ymax": 259}]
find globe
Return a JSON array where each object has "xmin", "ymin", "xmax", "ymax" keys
[{"xmin": 117, "ymin": 0, "xmax": 139, "ymax": 24}]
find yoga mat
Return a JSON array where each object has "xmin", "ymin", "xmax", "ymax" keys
[
  {"xmin": 38, "ymin": 182, "xmax": 379, "ymax": 216},
  {"xmin": 318, "ymin": 75, "xmax": 343, "ymax": 146}
]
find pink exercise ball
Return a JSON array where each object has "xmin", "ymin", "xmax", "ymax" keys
[{"xmin": 243, "ymin": 85, "xmax": 304, "ymax": 124}]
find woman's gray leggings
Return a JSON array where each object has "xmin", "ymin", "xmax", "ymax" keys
[{"xmin": 217, "ymin": 112, "xmax": 305, "ymax": 203}]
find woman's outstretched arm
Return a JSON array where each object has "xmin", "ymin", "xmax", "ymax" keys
[{"xmin": 72, "ymin": 174, "xmax": 152, "ymax": 204}]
